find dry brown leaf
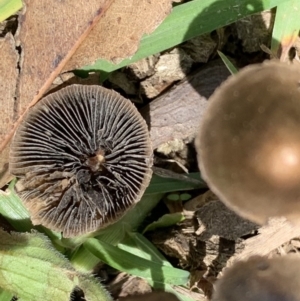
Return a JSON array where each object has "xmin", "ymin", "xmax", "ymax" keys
[
  {"xmin": 49, "ymin": 72, "xmax": 101, "ymax": 93},
  {"xmin": 0, "ymin": 33, "xmax": 18, "ymax": 136},
  {"xmin": 0, "ymin": 33, "xmax": 18, "ymax": 187},
  {"xmin": 63, "ymin": 0, "xmax": 175, "ymax": 70},
  {"xmin": 0, "ymin": 0, "xmax": 113, "ymax": 184}
]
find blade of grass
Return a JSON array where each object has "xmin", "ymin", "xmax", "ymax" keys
[
  {"xmin": 0, "ymin": 179, "xmax": 32, "ymax": 231},
  {"xmin": 84, "ymin": 237, "xmax": 190, "ymax": 286},
  {"xmin": 271, "ymin": 0, "xmax": 300, "ymax": 61},
  {"xmin": 145, "ymin": 173, "xmax": 206, "ymax": 195},
  {"xmin": 118, "ymin": 232, "xmax": 172, "ymax": 266},
  {"xmin": 81, "ymin": 0, "xmax": 293, "ymax": 74},
  {"xmin": 70, "ymin": 244, "xmax": 100, "ymax": 272},
  {"xmin": 0, "ymin": 0, "xmax": 22, "ymax": 22},
  {"xmin": 118, "ymin": 233, "xmax": 195, "ymax": 301},
  {"xmin": 143, "ymin": 213, "xmax": 185, "ymax": 234},
  {"xmin": 217, "ymin": 50, "xmax": 238, "ymax": 74}
]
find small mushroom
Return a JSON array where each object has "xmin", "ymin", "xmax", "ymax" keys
[
  {"xmin": 212, "ymin": 255, "xmax": 300, "ymax": 301},
  {"xmin": 195, "ymin": 61, "xmax": 300, "ymax": 224},
  {"xmin": 10, "ymin": 85, "xmax": 153, "ymax": 237}
]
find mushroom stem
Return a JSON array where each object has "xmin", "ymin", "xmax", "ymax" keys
[{"xmin": 85, "ymin": 150, "xmax": 106, "ymax": 172}]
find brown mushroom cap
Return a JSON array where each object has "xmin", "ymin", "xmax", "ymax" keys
[
  {"xmin": 10, "ymin": 85, "xmax": 153, "ymax": 237},
  {"xmin": 212, "ymin": 255, "xmax": 300, "ymax": 301},
  {"xmin": 196, "ymin": 62, "xmax": 300, "ymax": 224}
]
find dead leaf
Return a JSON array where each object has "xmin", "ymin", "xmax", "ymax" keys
[
  {"xmin": 0, "ymin": 33, "xmax": 18, "ymax": 187},
  {"xmin": 63, "ymin": 0, "xmax": 175, "ymax": 70},
  {"xmin": 48, "ymin": 72, "xmax": 101, "ymax": 94},
  {"xmin": 0, "ymin": 0, "xmax": 114, "ymax": 183}
]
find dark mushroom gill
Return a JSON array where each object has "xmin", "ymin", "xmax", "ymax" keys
[
  {"xmin": 196, "ymin": 62, "xmax": 300, "ymax": 224},
  {"xmin": 10, "ymin": 85, "xmax": 153, "ymax": 237}
]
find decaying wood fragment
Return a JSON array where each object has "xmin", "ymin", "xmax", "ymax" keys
[
  {"xmin": 141, "ymin": 60, "xmax": 230, "ymax": 150},
  {"xmin": 228, "ymin": 217, "xmax": 300, "ymax": 267}
]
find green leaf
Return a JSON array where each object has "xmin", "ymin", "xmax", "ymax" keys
[
  {"xmin": 0, "ymin": 179, "xmax": 32, "ymax": 232},
  {"xmin": 118, "ymin": 232, "xmax": 172, "ymax": 266},
  {"xmin": 145, "ymin": 173, "xmax": 206, "ymax": 195},
  {"xmin": 115, "ymin": 233, "xmax": 195, "ymax": 301},
  {"xmin": 179, "ymin": 193, "xmax": 192, "ymax": 202},
  {"xmin": 117, "ymin": 234, "xmax": 195, "ymax": 301},
  {"xmin": 143, "ymin": 213, "xmax": 185, "ymax": 234},
  {"xmin": 0, "ymin": 0, "xmax": 22, "ymax": 22},
  {"xmin": 167, "ymin": 193, "xmax": 181, "ymax": 201},
  {"xmin": 70, "ymin": 244, "xmax": 100, "ymax": 272},
  {"xmin": 84, "ymin": 238, "xmax": 190, "ymax": 286},
  {"xmin": 167, "ymin": 193, "xmax": 192, "ymax": 202},
  {"xmin": 107, "ymin": 233, "xmax": 194, "ymax": 301},
  {"xmin": 0, "ymin": 288, "xmax": 13, "ymax": 301},
  {"xmin": 0, "ymin": 229, "xmax": 111, "ymax": 301},
  {"xmin": 80, "ymin": 0, "xmax": 292, "ymax": 74},
  {"xmin": 78, "ymin": 276, "xmax": 112, "ymax": 301},
  {"xmin": 271, "ymin": 0, "xmax": 300, "ymax": 59},
  {"xmin": 217, "ymin": 50, "xmax": 238, "ymax": 74}
]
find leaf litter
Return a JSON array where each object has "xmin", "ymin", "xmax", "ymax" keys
[{"xmin": 0, "ymin": 32, "xmax": 18, "ymax": 187}]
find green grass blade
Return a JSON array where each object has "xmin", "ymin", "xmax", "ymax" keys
[
  {"xmin": 217, "ymin": 50, "xmax": 238, "ymax": 74},
  {"xmin": 81, "ymin": 0, "xmax": 293, "ymax": 73},
  {"xmin": 84, "ymin": 238, "xmax": 190, "ymax": 286},
  {"xmin": 271, "ymin": 0, "xmax": 300, "ymax": 59},
  {"xmin": 115, "ymin": 234, "xmax": 196, "ymax": 301},
  {"xmin": 118, "ymin": 232, "xmax": 171, "ymax": 266},
  {"xmin": 145, "ymin": 173, "xmax": 206, "ymax": 195},
  {"xmin": 118, "ymin": 234, "xmax": 196, "ymax": 301},
  {"xmin": 70, "ymin": 245, "xmax": 100, "ymax": 272},
  {"xmin": 0, "ymin": 0, "xmax": 22, "ymax": 22},
  {"xmin": 143, "ymin": 213, "xmax": 185, "ymax": 234},
  {"xmin": 0, "ymin": 179, "xmax": 32, "ymax": 231}
]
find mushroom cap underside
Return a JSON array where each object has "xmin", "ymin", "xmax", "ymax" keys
[{"xmin": 10, "ymin": 84, "xmax": 153, "ymax": 237}]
